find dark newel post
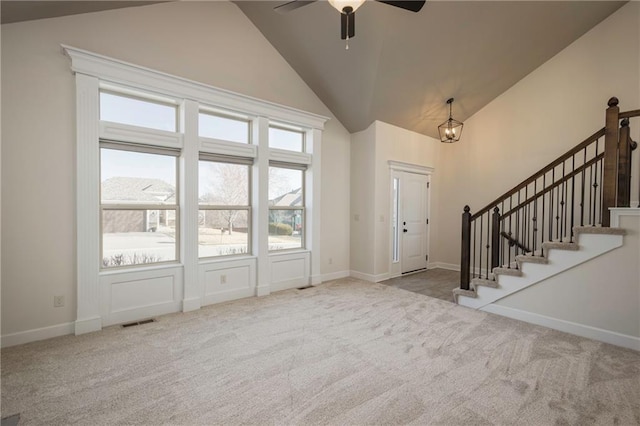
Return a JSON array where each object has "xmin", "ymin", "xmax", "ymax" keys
[
  {"xmin": 460, "ymin": 205, "xmax": 471, "ymax": 290},
  {"xmin": 491, "ymin": 206, "xmax": 501, "ymax": 269},
  {"xmin": 617, "ymin": 119, "xmax": 631, "ymax": 207},
  {"xmin": 602, "ymin": 97, "xmax": 620, "ymax": 226}
]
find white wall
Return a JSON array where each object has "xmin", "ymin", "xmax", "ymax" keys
[
  {"xmin": 0, "ymin": 1, "xmax": 351, "ymax": 337},
  {"xmin": 496, "ymin": 212, "xmax": 640, "ymax": 341},
  {"xmin": 435, "ymin": 2, "xmax": 640, "ymax": 266}
]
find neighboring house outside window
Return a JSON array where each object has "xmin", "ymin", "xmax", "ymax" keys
[
  {"xmin": 100, "ymin": 146, "xmax": 179, "ymax": 268},
  {"xmin": 268, "ymin": 164, "xmax": 304, "ymax": 251}
]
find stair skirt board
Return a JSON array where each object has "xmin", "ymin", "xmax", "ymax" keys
[
  {"xmin": 481, "ymin": 304, "xmax": 640, "ymax": 351},
  {"xmin": 456, "ymin": 231, "xmax": 625, "ymax": 310}
]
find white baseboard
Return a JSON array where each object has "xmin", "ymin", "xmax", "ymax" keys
[
  {"xmin": 310, "ymin": 274, "xmax": 323, "ymax": 286},
  {"xmin": 182, "ymin": 297, "xmax": 201, "ymax": 312},
  {"xmin": 1, "ymin": 322, "xmax": 75, "ymax": 348},
  {"xmin": 256, "ymin": 284, "xmax": 270, "ymax": 297},
  {"xmin": 75, "ymin": 316, "xmax": 102, "ymax": 335},
  {"xmin": 429, "ymin": 262, "xmax": 460, "ymax": 271},
  {"xmin": 349, "ymin": 270, "xmax": 389, "ymax": 283},
  {"xmin": 481, "ymin": 304, "xmax": 640, "ymax": 351},
  {"xmin": 321, "ymin": 270, "xmax": 350, "ymax": 282}
]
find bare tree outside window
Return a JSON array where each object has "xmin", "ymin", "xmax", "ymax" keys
[{"xmin": 199, "ymin": 160, "xmax": 251, "ymax": 257}]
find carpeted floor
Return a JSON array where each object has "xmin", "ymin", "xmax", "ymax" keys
[{"xmin": 2, "ymin": 278, "xmax": 639, "ymax": 425}]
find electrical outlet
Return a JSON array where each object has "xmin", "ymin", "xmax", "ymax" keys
[
  {"xmin": 329, "ymin": 257, "xmax": 333, "ymax": 265},
  {"xmin": 220, "ymin": 274, "xmax": 227, "ymax": 284},
  {"xmin": 54, "ymin": 295, "xmax": 65, "ymax": 308}
]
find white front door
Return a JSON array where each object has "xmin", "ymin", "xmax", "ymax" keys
[{"xmin": 401, "ymin": 172, "xmax": 429, "ymax": 274}]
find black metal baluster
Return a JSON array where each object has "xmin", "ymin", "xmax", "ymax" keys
[
  {"xmin": 500, "ymin": 201, "xmax": 505, "ymax": 268},
  {"xmin": 570, "ymin": 155, "xmax": 576, "ymax": 242},
  {"xmin": 592, "ymin": 140, "xmax": 599, "ymax": 226},
  {"xmin": 592, "ymin": 164, "xmax": 598, "ymax": 227},
  {"xmin": 479, "ymin": 216, "xmax": 483, "ymax": 278},
  {"xmin": 508, "ymin": 196, "xmax": 513, "ymax": 268},
  {"xmin": 486, "ymin": 213, "xmax": 490, "ymax": 279},
  {"xmin": 533, "ymin": 179, "xmax": 538, "ymax": 254},
  {"xmin": 588, "ymin": 163, "xmax": 595, "ymax": 226},
  {"xmin": 581, "ymin": 147, "xmax": 586, "ymax": 226},
  {"xmin": 556, "ymin": 182, "xmax": 560, "ymax": 240},
  {"xmin": 560, "ymin": 161, "xmax": 566, "ymax": 242},
  {"xmin": 599, "ymin": 157, "xmax": 604, "ymax": 225},
  {"xmin": 515, "ymin": 191, "xmax": 521, "ymax": 262},
  {"xmin": 524, "ymin": 186, "xmax": 529, "ymax": 252},
  {"xmin": 541, "ymin": 174, "xmax": 545, "ymax": 257},
  {"xmin": 472, "ymin": 220, "xmax": 477, "ymax": 279},
  {"xmin": 550, "ymin": 168, "xmax": 555, "ymax": 241}
]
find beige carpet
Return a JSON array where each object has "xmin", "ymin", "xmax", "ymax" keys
[{"xmin": 2, "ymin": 278, "xmax": 639, "ymax": 425}]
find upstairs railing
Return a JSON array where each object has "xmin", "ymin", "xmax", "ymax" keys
[{"xmin": 460, "ymin": 98, "xmax": 639, "ymax": 290}]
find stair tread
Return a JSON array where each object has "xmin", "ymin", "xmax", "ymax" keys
[
  {"xmin": 493, "ymin": 267, "xmax": 523, "ymax": 277},
  {"xmin": 452, "ymin": 288, "xmax": 476, "ymax": 303},
  {"xmin": 574, "ymin": 226, "xmax": 626, "ymax": 236},
  {"xmin": 471, "ymin": 278, "xmax": 499, "ymax": 288},
  {"xmin": 541, "ymin": 241, "xmax": 579, "ymax": 251},
  {"xmin": 516, "ymin": 254, "xmax": 548, "ymax": 264}
]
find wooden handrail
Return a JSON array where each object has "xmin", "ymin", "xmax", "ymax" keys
[
  {"xmin": 499, "ymin": 153, "xmax": 604, "ymax": 220},
  {"xmin": 470, "ymin": 127, "xmax": 605, "ymax": 220},
  {"xmin": 619, "ymin": 109, "xmax": 640, "ymax": 119}
]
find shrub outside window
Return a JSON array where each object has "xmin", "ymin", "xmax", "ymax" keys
[
  {"xmin": 100, "ymin": 145, "xmax": 179, "ymax": 268},
  {"xmin": 269, "ymin": 165, "xmax": 304, "ymax": 251},
  {"xmin": 199, "ymin": 157, "xmax": 252, "ymax": 257}
]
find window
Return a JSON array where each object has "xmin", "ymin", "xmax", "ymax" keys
[
  {"xmin": 269, "ymin": 125, "xmax": 304, "ymax": 152},
  {"xmin": 100, "ymin": 91, "xmax": 177, "ymax": 132},
  {"xmin": 199, "ymin": 111, "xmax": 250, "ymax": 144},
  {"xmin": 269, "ymin": 164, "xmax": 304, "ymax": 250},
  {"xmin": 392, "ymin": 177, "xmax": 400, "ymax": 262},
  {"xmin": 100, "ymin": 145, "xmax": 179, "ymax": 268},
  {"xmin": 199, "ymin": 156, "xmax": 252, "ymax": 257}
]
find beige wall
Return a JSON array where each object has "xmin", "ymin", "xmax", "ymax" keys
[
  {"xmin": 0, "ymin": 1, "xmax": 351, "ymax": 336},
  {"xmin": 350, "ymin": 124, "xmax": 376, "ymax": 276},
  {"xmin": 497, "ymin": 213, "xmax": 640, "ymax": 338},
  {"xmin": 435, "ymin": 2, "xmax": 640, "ymax": 266},
  {"xmin": 349, "ymin": 121, "xmax": 440, "ymax": 278},
  {"xmin": 373, "ymin": 121, "xmax": 440, "ymax": 276}
]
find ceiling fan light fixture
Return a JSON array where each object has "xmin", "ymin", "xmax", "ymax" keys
[
  {"xmin": 328, "ymin": 0, "xmax": 366, "ymax": 14},
  {"xmin": 438, "ymin": 98, "xmax": 464, "ymax": 143}
]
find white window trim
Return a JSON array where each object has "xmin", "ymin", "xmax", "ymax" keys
[{"xmin": 66, "ymin": 45, "xmax": 327, "ymax": 335}]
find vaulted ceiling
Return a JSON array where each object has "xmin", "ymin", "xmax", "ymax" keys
[
  {"xmin": 1, "ymin": 1, "xmax": 625, "ymax": 138},
  {"xmin": 236, "ymin": 1, "xmax": 625, "ymax": 138}
]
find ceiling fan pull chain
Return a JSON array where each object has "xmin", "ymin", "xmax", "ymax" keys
[{"xmin": 345, "ymin": 12, "xmax": 350, "ymax": 50}]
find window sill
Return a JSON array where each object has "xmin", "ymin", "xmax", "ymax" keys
[{"xmin": 99, "ymin": 261, "xmax": 182, "ymax": 276}]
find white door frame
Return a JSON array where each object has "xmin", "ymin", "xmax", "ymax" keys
[{"xmin": 388, "ymin": 161, "xmax": 434, "ymax": 279}]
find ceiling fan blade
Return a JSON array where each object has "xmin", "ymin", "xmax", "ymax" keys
[
  {"xmin": 375, "ymin": 0, "xmax": 426, "ymax": 13},
  {"xmin": 340, "ymin": 11, "xmax": 355, "ymax": 40},
  {"xmin": 274, "ymin": 0, "xmax": 317, "ymax": 14}
]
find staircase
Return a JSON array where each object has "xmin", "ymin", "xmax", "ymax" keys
[
  {"xmin": 454, "ymin": 98, "xmax": 639, "ymax": 308},
  {"xmin": 454, "ymin": 226, "xmax": 626, "ymax": 308}
]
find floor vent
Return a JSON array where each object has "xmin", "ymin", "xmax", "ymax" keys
[
  {"xmin": 121, "ymin": 319, "xmax": 156, "ymax": 328},
  {"xmin": 297, "ymin": 285, "xmax": 313, "ymax": 290}
]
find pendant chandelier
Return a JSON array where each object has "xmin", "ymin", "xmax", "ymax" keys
[{"xmin": 438, "ymin": 98, "xmax": 464, "ymax": 143}]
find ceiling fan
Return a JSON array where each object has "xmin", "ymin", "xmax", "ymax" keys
[{"xmin": 275, "ymin": 0, "xmax": 426, "ymax": 47}]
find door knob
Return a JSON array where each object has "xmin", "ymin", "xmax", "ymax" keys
[{"xmin": 403, "ymin": 229, "xmax": 408, "ymax": 233}]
